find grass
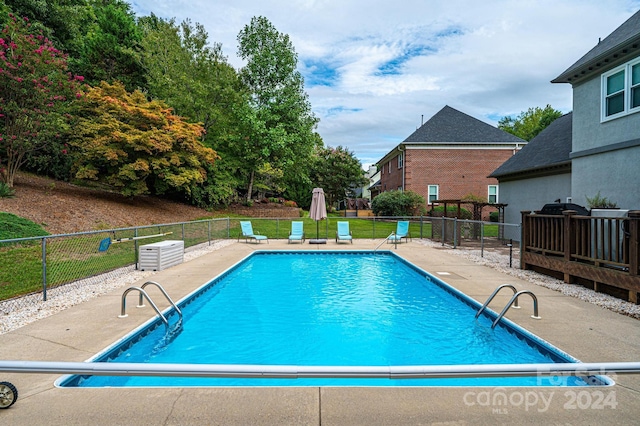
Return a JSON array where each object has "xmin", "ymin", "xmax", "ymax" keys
[
  {"xmin": 0, "ymin": 213, "xmax": 500, "ymax": 301},
  {"xmin": 0, "ymin": 212, "xmax": 49, "ymax": 241}
]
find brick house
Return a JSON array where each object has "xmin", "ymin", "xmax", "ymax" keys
[{"xmin": 376, "ymin": 106, "xmax": 526, "ymax": 210}]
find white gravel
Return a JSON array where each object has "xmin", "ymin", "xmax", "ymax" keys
[
  {"xmin": 0, "ymin": 239, "xmax": 235, "ymax": 335},
  {"xmin": 416, "ymin": 239, "xmax": 640, "ymax": 320},
  {"xmin": 1, "ymin": 238, "xmax": 637, "ymax": 335}
]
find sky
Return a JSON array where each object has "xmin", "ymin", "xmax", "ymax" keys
[{"xmin": 129, "ymin": 0, "xmax": 640, "ymax": 169}]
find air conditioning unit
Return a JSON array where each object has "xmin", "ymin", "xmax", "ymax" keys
[{"xmin": 139, "ymin": 240, "xmax": 184, "ymax": 271}]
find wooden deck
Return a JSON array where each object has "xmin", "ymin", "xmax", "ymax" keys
[{"xmin": 521, "ymin": 210, "xmax": 640, "ymax": 303}]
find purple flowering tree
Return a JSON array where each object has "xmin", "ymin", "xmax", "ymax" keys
[{"xmin": 0, "ymin": 15, "xmax": 84, "ymax": 187}]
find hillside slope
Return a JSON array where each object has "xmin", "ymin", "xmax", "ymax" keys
[{"xmin": 0, "ymin": 173, "xmax": 218, "ymax": 235}]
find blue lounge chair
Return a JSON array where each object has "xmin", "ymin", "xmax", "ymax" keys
[
  {"xmin": 288, "ymin": 221, "xmax": 305, "ymax": 244},
  {"xmin": 336, "ymin": 221, "xmax": 353, "ymax": 244},
  {"xmin": 239, "ymin": 221, "xmax": 268, "ymax": 244},
  {"xmin": 388, "ymin": 221, "xmax": 411, "ymax": 244}
]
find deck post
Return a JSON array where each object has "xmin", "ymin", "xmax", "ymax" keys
[
  {"xmin": 562, "ymin": 210, "xmax": 577, "ymax": 284},
  {"xmin": 628, "ymin": 211, "xmax": 640, "ymax": 303}
]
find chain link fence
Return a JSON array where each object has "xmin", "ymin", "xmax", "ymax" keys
[
  {"xmin": 1, "ymin": 216, "xmax": 518, "ymax": 314},
  {"xmin": 0, "ymin": 219, "xmax": 230, "ymax": 313}
]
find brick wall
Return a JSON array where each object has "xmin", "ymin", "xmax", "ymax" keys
[{"xmin": 379, "ymin": 148, "xmax": 516, "ymax": 202}]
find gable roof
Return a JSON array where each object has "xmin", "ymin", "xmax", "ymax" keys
[
  {"xmin": 403, "ymin": 105, "xmax": 526, "ymax": 143},
  {"xmin": 490, "ymin": 113, "xmax": 573, "ymax": 179},
  {"xmin": 552, "ymin": 10, "xmax": 640, "ymax": 84}
]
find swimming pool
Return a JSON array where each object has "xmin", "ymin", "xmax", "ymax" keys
[{"xmin": 58, "ymin": 251, "xmax": 610, "ymax": 387}]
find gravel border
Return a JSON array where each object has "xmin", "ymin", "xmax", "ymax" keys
[
  {"xmin": 1, "ymin": 239, "xmax": 637, "ymax": 335},
  {"xmin": 0, "ymin": 239, "xmax": 235, "ymax": 335},
  {"xmin": 416, "ymin": 239, "xmax": 640, "ymax": 320}
]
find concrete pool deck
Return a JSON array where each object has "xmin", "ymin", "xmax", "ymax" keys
[{"xmin": 1, "ymin": 239, "xmax": 639, "ymax": 425}]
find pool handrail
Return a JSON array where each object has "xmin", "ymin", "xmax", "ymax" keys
[
  {"xmin": 119, "ymin": 286, "xmax": 169, "ymax": 328},
  {"xmin": 492, "ymin": 290, "xmax": 541, "ymax": 329},
  {"xmin": 138, "ymin": 281, "xmax": 183, "ymax": 321},
  {"xmin": 475, "ymin": 284, "xmax": 521, "ymax": 319}
]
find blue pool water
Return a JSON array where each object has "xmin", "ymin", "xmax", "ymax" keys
[{"xmin": 59, "ymin": 251, "xmax": 608, "ymax": 387}]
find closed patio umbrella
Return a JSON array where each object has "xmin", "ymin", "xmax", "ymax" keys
[{"xmin": 309, "ymin": 187, "xmax": 327, "ymax": 244}]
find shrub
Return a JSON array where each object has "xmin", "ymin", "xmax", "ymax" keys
[
  {"xmin": 586, "ymin": 191, "xmax": 618, "ymax": 209},
  {"xmin": 0, "ymin": 182, "xmax": 15, "ymax": 198},
  {"xmin": 284, "ymin": 200, "xmax": 297, "ymax": 207},
  {"xmin": 371, "ymin": 190, "xmax": 426, "ymax": 216},
  {"xmin": 489, "ymin": 211, "xmax": 500, "ymax": 222}
]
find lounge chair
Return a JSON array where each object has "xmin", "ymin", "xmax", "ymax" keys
[
  {"xmin": 288, "ymin": 221, "xmax": 305, "ymax": 244},
  {"xmin": 238, "ymin": 221, "xmax": 268, "ymax": 244},
  {"xmin": 335, "ymin": 221, "xmax": 353, "ymax": 244},
  {"xmin": 388, "ymin": 220, "xmax": 411, "ymax": 244}
]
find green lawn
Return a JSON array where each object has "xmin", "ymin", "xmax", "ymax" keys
[{"xmin": 0, "ymin": 213, "xmax": 500, "ymax": 301}]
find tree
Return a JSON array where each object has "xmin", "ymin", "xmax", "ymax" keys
[
  {"xmin": 71, "ymin": 81, "xmax": 218, "ymax": 196},
  {"xmin": 236, "ymin": 16, "xmax": 319, "ymax": 202},
  {"xmin": 74, "ymin": 0, "xmax": 146, "ymax": 91},
  {"xmin": 498, "ymin": 105, "xmax": 563, "ymax": 141},
  {"xmin": 0, "ymin": 14, "xmax": 83, "ymax": 187},
  {"xmin": 2, "ymin": 0, "xmax": 94, "ymax": 59},
  {"xmin": 311, "ymin": 146, "xmax": 367, "ymax": 208}
]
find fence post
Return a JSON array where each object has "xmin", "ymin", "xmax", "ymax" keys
[
  {"xmin": 520, "ymin": 211, "xmax": 531, "ymax": 270},
  {"xmin": 373, "ymin": 217, "xmax": 376, "ymax": 239},
  {"xmin": 441, "ymin": 216, "xmax": 445, "ymax": 246},
  {"xmin": 453, "ymin": 217, "xmax": 458, "ymax": 249},
  {"xmin": 41, "ymin": 237, "xmax": 48, "ymax": 301},
  {"xmin": 562, "ymin": 210, "xmax": 577, "ymax": 284},
  {"xmin": 480, "ymin": 221, "xmax": 484, "ymax": 257},
  {"xmin": 208, "ymin": 220, "xmax": 212, "ymax": 246},
  {"xmin": 628, "ymin": 211, "xmax": 640, "ymax": 303},
  {"xmin": 134, "ymin": 228, "xmax": 139, "ymax": 270}
]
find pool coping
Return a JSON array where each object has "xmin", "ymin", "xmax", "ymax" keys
[{"xmin": 1, "ymin": 239, "xmax": 639, "ymax": 424}]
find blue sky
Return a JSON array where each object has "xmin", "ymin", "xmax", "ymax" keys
[{"xmin": 130, "ymin": 0, "xmax": 640, "ymax": 169}]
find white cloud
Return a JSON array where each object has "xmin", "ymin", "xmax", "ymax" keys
[{"xmin": 129, "ymin": 0, "xmax": 640, "ymax": 169}]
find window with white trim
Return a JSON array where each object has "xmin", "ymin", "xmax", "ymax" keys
[
  {"xmin": 488, "ymin": 185, "xmax": 498, "ymax": 204},
  {"xmin": 602, "ymin": 58, "xmax": 640, "ymax": 120},
  {"xmin": 428, "ymin": 185, "xmax": 439, "ymax": 203},
  {"xmin": 397, "ymin": 152, "xmax": 404, "ymax": 169}
]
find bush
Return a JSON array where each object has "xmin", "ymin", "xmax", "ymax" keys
[
  {"xmin": 429, "ymin": 205, "xmax": 472, "ymax": 219},
  {"xmin": 0, "ymin": 182, "xmax": 15, "ymax": 198},
  {"xmin": 489, "ymin": 211, "xmax": 499, "ymax": 222},
  {"xmin": 371, "ymin": 190, "xmax": 426, "ymax": 216}
]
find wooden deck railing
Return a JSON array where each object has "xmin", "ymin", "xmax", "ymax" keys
[{"xmin": 521, "ymin": 210, "xmax": 640, "ymax": 304}]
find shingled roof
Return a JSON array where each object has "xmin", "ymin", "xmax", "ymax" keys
[
  {"xmin": 403, "ymin": 105, "xmax": 526, "ymax": 143},
  {"xmin": 490, "ymin": 113, "xmax": 572, "ymax": 179},
  {"xmin": 552, "ymin": 10, "xmax": 640, "ymax": 84}
]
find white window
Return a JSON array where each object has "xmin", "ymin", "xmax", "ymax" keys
[
  {"xmin": 488, "ymin": 185, "xmax": 498, "ymax": 204},
  {"xmin": 428, "ymin": 185, "xmax": 439, "ymax": 203},
  {"xmin": 388, "ymin": 161, "xmax": 392, "ymax": 173},
  {"xmin": 397, "ymin": 152, "xmax": 404, "ymax": 169},
  {"xmin": 602, "ymin": 58, "xmax": 640, "ymax": 120}
]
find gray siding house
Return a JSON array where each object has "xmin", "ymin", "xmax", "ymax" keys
[
  {"xmin": 552, "ymin": 10, "xmax": 640, "ymax": 211},
  {"xmin": 491, "ymin": 10, "xmax": 640, "ymax": 241},
  {"xmin": 490, "ymin": 114, "xmax": 573, "ymax": 241}
]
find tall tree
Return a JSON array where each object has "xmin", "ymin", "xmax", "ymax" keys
[
  {"xmin": 311, "ymin": 146, "xmax": 367, "ymax": 208},
  {"xmin": 74, "ymin": 0, "xmax": 146, "ymax": 91},
  {"xmin": 498, "ymin": 104, "xmax": 563, "ymax": 141},
  {"xmin": 3, "ymin": 0, "xmax": 94, "ymax": 59},
  {"xmin": 71, "ymin": 81, "xmax": 218, "ymax": 196},
  {"xmin": 0, "ymin": 14, "xmax": 83, "ymax": 187},
  {"xmin": 237, "ymin": 16, "xmax": 319, "ymax": 202}
]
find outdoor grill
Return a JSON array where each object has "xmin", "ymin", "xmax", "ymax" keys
[{"xmin": 539, "ymin": 203, "xmax": 590, "ymax": 216}]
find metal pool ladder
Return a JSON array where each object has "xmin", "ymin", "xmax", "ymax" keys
[
  {"xmin": 476, "ymin": 284, "xmax": 541, "ymax": 328},
  {"xmin": 119, "ymin": 281, "xmax": 183, "ymax": 328},
  {"xmin": 373, "ymin": 233, "xmax": 395, "ymax": 252}
]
